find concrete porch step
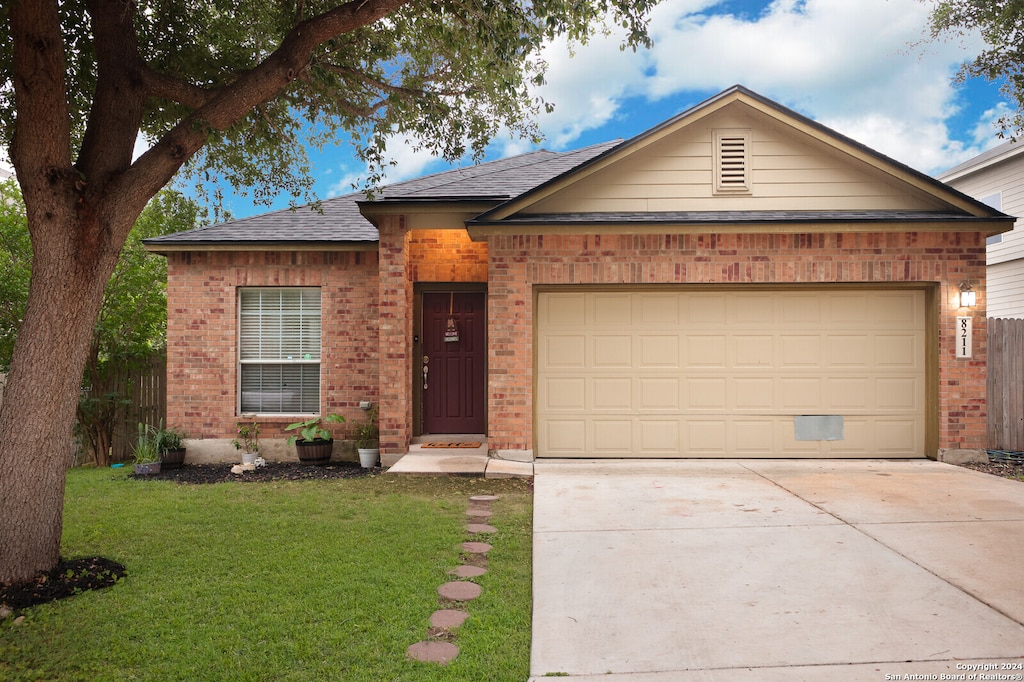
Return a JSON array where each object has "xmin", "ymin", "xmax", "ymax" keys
[{"xmin": 386, "ymin": 437, "xmax": 533, "ymax": 478}]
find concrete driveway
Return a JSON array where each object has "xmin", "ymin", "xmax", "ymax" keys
[{"xmin": 530, "ymin": 459, "xmax": 1024, "ymax": 681}]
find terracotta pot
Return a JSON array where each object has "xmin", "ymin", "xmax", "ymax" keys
[{"xmin": 296, "ymin": 439, "xmax": 333, "ymax": 466}]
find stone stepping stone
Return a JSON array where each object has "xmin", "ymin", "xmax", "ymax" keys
[
  {"xmin": 465, "ymin": 508, "xmax": 493, "ymax": 518},
  {"xmin": 467, "ymin": 523, "xmax": 497, "ymax": 534},
  {"xmin": 462, "ymin": 541, "xmax": 492, "ymax": 554},
  {"xmin": 430, "ymin": 609, "xmax": 469, "ymax": 629},
  {"xmin": 470, "ymin": 494, "xmax": 500, "ymax": 502},
  {"xmin": 407, "ymin": 640, "xmax": 459, "ymax": 664},
  {"xmin": 438, "ymin": 581, "xmax": 482, "ymax": 601},
  {"xmin": 449, "ymin": 565, "xmax": 486, "ymax": 578}
]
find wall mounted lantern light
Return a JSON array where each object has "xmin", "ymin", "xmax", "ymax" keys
[{"xmin": 959, "ymin": 281, "xmax": 977, "ymax": 308}]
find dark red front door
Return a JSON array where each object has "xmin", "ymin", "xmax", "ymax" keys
[{"xmin": 422, "ymin": 292, "xmax": 486, "ymax": 434}]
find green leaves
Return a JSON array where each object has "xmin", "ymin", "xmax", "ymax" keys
[{"xmin": 926, "ymin": 0, "xmax": 1024, "ymax": 137}]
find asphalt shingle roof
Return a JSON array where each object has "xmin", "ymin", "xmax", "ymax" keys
[{"xmin": 144, "ymin": 142, "xmax": 621, "ymax": 248}]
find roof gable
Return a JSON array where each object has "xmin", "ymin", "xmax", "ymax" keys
[{"xmin": 471, "ymin": 86, "xmax": 1005, "ymax": 229}]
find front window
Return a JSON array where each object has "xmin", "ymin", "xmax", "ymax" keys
[{"xmin": 238, "ymin": 287, "xmax": 321, "ymax": 414}]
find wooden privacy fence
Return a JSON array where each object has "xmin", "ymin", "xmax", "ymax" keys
[
  {"xmin": 79, "ymin": 355, "xmax": 167, "ymax": 463},
  {"xmin": 988, "ymin": 318, "xmax": 1024, "ymax": 453},
  {"xmin": 111, "ymin": 355, "xmax": 167, "ymax": 462}
]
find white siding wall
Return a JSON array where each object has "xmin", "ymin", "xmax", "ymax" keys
[{"xmin": 944, "ymin": 152, "xmax": 1024, "ymax": 318}]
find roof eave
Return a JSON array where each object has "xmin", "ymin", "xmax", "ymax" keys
[
  {"xmin": 142, "ymin": 241, "xmax": 378, "ymax": 255},
  {"xmin": 466, "ymin": 217, "xmax": 1014, "ymax": 241}
]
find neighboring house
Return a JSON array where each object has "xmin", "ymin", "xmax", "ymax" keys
[
  {"xmin": 939, "ymin": 139, "xmax": 1024, "ymax": 318},
  {"xmin": 144, "ymin": 86, "xmax": 1012, "ymax": 465}
]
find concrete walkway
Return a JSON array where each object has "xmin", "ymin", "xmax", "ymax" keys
[
  {"xmin": 385, "ymin": 436, "xmax": 533, "ymax": 478},
  {"xmin": 530, "ymin": 459, "xmax": 1024, "ymax": 681}
]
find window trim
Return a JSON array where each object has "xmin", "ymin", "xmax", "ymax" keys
[{"xmin": 237, "ymin": 286, "xmax": 322, "ymax": 416}]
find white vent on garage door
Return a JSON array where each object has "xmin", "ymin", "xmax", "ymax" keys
[{"xmin": 714, "ymin": 129, "xmax": 752, "ymax": 194}]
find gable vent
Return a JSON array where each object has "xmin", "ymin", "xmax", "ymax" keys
[{"xmin": 714, "ymin": 129, "xmax": 752, "ymax": 194}]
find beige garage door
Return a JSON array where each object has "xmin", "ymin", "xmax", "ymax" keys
[{"xmin": 535, "ymin": 289, "xmax": 926, "ymax": 458}]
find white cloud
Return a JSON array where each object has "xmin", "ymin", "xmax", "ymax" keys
[{"xmin": 525, "ymin": 0, "xmax": 1005, "ymax": 174}]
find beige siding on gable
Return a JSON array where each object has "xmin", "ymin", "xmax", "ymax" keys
[{"xmin": 526, "ymin": 107, "xmax": 947, "ymax": 214}]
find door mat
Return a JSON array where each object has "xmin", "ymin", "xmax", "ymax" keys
[{"xmin": 421, "ymin": 442, "xmax": 483, "ymax": 449}]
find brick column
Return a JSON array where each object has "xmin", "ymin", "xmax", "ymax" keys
[{"xmin": 377, "ymin": 215, "xmax": 413, "ymax": 458}]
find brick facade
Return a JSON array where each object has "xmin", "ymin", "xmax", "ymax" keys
[
  {"xmin": 165, "ymin": 250, "xmax": 379, "ymax": 455},
  {"xmin": 486, "ymin": 231, "xmax": 988, "ymax": 457}
]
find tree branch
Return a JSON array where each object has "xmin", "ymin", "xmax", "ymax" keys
[
  {"xmin": 8, "ymin": 0, "xmax": 74, "ymax": 195},
  {"xmin": 140, "ymin": 65, "xmax": 212, "ymax": 110},
  {"xmin": 118, "ymin": 0, "xmax": 414, "ymax": 214}
]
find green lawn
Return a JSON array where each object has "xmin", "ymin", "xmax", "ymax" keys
[{"xmin": 0, "ymin": 468, "xmax": 533, "ymax": 681}]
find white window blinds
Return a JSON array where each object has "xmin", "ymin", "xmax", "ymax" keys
[{"xmin": 238, "ymin": 288, "xmax": 321, "ymax": 414}]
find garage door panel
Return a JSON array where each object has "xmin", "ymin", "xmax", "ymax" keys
[
  {"xmin": 733, "ymin": 378, "xmax": 775, "ymax": 410},
  {"xmin": 827, "ymin": 335, "xmax": 872, "ymax": 366},
  {"xmin": 876, "ymin": 334, "xmax": 923, "ymax": 368},
  {"xmin": 685, "ymin": 377, "xmax": 727, "ymax": 410},
  {"xmin": 592, "ymin": 420, "xmax": 633, "ymax": 454},
  {"xmin": 593, "ymin": 293, "xmax": 632, "ymax": 326},
  {"xmin": 826, "ymin": 378, "xmax": 871, "ymax": 410},
  {"xmin": 639, "ymin": 377, "xmax": 682, "ymax": 411},
  {"xmin": 638, "ymin": 419, "xmax": 681, "ymax": 454},
  {"xmin": 781, "ymin": 335, "xmax": 823, "ymax": 367},
  {"xmin": 686, "ymin": 295, "xmax": 729, "ymax": 325},
  {"xmin": 827, "ymin": 293, "xmax": 871, "ymax": 324},
  {"xmin": 592, "ymin": 377, "xmax": 633, "ymax": 411},
  {"xmin": 731, "ymin": 294, "xmax": 775, "ymax": 325},
  {"xmin": 544, "ymin": 419, "xmax": 587, "ymax": 454},
  {"xmin": 734, "ymin": 419, "xmax": 776, "ymax": 455},
  {"xmin": 639, "ymin": 335, "xmax": 681, "ymax": 367},
  {"xmin": 540, "ymin": 335, "xmax": 586, "ymax": 369},
  {"xmin": 539, "ymin": 293, "xmax": 586, "ymax": 328},
  {"xmin": 637, "ymin": 294, "xmax": 681, "ymax": 325},
  {"xmin": 733, "ymin": 335, "xmax": 774, "ymax": 367},
  {"xmin": 686, "ymin": 335, "xmax": 728, "ymax": 367},
  {"xmin": 876, "ymin": 377, "xmax": 920, "ymax": 410},
  {"xmin": 540, "ymin": 377, "xmax": 586, "ymax": 411},
  {"xmin": 685, "ymin": 419, "xmax": 729, "ymax": 454},
  {"xmin": 593, "ymin": 335, "xmax": 632, "ymax": 367},
  {"xmin": 874, "ymin": 292, "xmax": 921, "ymax": 326},
  {"xmin": 535, "ymin": 289, "xmax": 926, "ymax": 458},
  {"xmin": 780, "ymin": 377, "xmax": 822, "ymax": 410}
]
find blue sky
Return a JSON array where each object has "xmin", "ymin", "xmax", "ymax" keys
[{"xmin": 243, "ymin": 0, "xmax": 1005, "ymax": 222}]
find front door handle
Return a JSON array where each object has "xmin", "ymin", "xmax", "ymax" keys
[{"xmin": 422, "ymin": 355, "xmax": 429, "ymax": 390}]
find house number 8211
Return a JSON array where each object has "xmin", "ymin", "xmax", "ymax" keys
[{"xmin": 956, "ymin": 316, "xmax": 972, "ymax": 359}]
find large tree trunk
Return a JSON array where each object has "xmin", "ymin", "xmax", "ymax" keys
[{"xmin": 0, "ymin": 214, "xmax": 120, "ymax": 583}]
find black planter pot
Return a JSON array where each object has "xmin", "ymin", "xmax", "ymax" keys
[
  {"xmin": 296, "ymin": 439, "xmax": 333, "ymax": 466},
  {"xmin": 161, "ymin": 447, "xmax": 186, "ymax": 469}
]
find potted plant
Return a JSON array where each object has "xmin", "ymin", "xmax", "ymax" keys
[
  {"xmin": 131, "ymin": 423, "xmax": 161, "ymax": 475},
  {"xmin": 354, "ymin": 405, "xmax": 379, "ymax": 468},
  {"xmin": 231, "ymin": 417, "xmax": 260, "ymax": 465},
  {"xmin": 153, "ymin": 422, "xmax": 188, "ymax": 469},
  {"xmin": 285, "ymin": 413, "xmax": 345, "ymax": 466}
]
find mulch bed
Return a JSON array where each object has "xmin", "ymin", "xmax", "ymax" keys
[
  {"xmin": 1, "ymin": 556, "xmax": 128, "ymax": 611},
  {"xmin": 959, "ymin": 460, "xmax": 1024, "ymax": 479},
  {"xmin": 131, "ymin": 460, "xmax": 380, "ymax": 484}
]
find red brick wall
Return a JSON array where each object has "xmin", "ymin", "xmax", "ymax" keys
[
  {"xmin": 486, "ymin": 231, "xmax": 989, "ymax": 456},
  {"xmin": 408, "ymin": 229, "xmax": 488, "ymax": 282},
  {"xmin": 165, "ymin": 250, "xmax": 379, "ymax": 444}
]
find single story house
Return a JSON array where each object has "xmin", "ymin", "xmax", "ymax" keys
[
  {"xmin": 939, "ymin": 138, "xmax": 1024, "ymax": 319},
  {"xmin": 144, "ymin": 86, "xmax": 1013, "ymax": 465}
]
